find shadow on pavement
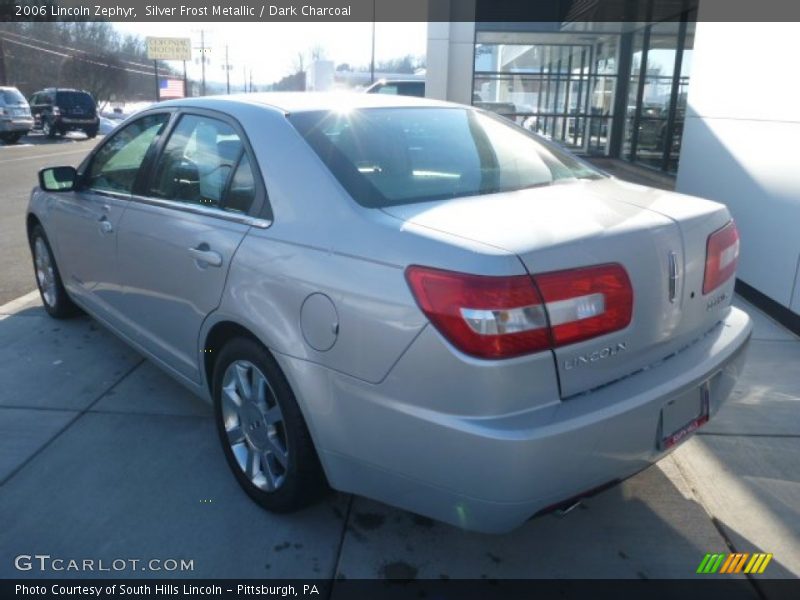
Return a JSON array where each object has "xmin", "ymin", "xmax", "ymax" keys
[{"xmin": 0, "ymin": 295, "xmax": 795, "ymax": 584}]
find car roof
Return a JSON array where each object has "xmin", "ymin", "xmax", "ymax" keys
[
  {"xmin": 157, "ymin": 91, "xmax": 458, "ymax": 114},
  {"xmin": 35, "ymin": 88, "xmax": 88, "ymax": 94},
  {"xmin": 373, "ymin": 79, "xmax": 425, "ymax": 85}
]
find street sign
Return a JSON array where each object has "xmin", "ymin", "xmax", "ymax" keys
[{"xmin": 146, "ymin": 37, "xmax": 191, "ymax": 61}]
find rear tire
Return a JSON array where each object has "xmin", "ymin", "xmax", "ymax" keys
[
  {"xmin": 29, "ymin": 224, "xmax": 80, "ymax": 319},
  {"xmin": 1, "ymin": 132, "xmax": 22, "ymax": 144},
  {"xmin": 213, "ymin": 337, "xmax": 327, "ymax": 512},
  {"xmin": 42, "ymin": 119, "xmax": 57, "ymax": 139}
]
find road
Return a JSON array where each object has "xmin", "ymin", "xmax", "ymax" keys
[{"xmin": 0, "ymin": 133, "xmax": 101, "ymax": 305}]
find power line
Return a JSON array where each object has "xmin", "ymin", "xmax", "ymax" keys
[
  {"xmin": 0, "ymin": 28, "xmax": 154, "ymax": 71},
  {"xmin": 0, "ymin": 35, "xmax": 166, "ymax": 78}
]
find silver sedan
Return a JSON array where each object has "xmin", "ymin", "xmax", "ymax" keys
[{"xmin": 26, "ymin": 93, "xmax": 751, "ymax": 533}]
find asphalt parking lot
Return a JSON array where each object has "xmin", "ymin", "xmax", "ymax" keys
[
  {"xmin": 0, "ymin": 132, "xmax": 102, "ymax": 305},
  {"xmin": 1, "ymin": 139, "xmax": 798, "ymax": 589}
]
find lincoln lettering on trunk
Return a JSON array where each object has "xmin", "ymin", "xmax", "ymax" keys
[{"xmin": 563, "ymin": 343, "xmax": 629, "ymax": 370}]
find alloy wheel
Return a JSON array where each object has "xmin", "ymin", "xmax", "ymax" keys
[
  {"xmin": 221, "ymin": 360, "xmax": 289, "ymax": 491},
  {"xmin": 34, "ymin": 237, "xmax": 56, "ymax": 307}
]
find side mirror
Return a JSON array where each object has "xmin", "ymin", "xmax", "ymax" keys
[{"xmin": 39, "ymin": 166, "xmax": 78, "ymax": 192}]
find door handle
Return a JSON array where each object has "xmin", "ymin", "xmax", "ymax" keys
[{"xmin": 189, "ymin": 246, "xmax": 223, "ymax": 268}]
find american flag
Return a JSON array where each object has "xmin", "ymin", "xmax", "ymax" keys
[{"xmin": 160, "ymin": 79, "xmax": 185, "ymax": 99}]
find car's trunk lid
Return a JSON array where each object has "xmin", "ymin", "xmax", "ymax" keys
[{"xmin": 383, "ymin": 177, "xmax": 735, "ymax": 397}]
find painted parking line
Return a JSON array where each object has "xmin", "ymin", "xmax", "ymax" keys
[
  {"xmin": 0, "ymin": 148, "xmax": 90, "ymax": 164},
  {"xmin": 0, "ymin": 290, "xmax": 40, "ymax": 315}
]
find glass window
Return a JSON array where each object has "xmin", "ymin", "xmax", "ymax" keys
[
  {"xmin": 55, "ymin": 91, "xmax": 95, "ymax": 113},
  {"xmin": 398, "ymin": 82, "xmax": 425, "ymax": 97},
  {"xmin": 1, "ymin": 89, "xmax": 26, "ymax": 105},
  {"xmin": 290, "ymin": 107, "xmax": 602, "ymax": 208},
  {"xmin": 149, "ymin": 114, "xmax": 245, "ymax": 210},
  {"xmin": 88, "ymin": 113, "xmax": 169, "ymax": 194},
  {"xmin": 473, "ymin": 42, "xmax": 598, "ymax": 150},
  {"xmin": 223, "ymin": 154, "xmax": 256, "ymax": 213}
]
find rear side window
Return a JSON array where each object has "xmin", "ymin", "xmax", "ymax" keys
[
  {"xmin": 398, "ymin": 83, "xmax": 425, "ymax": 97},
  {"xmin": 1, "ymin": 89, "xmax": 26, "ymax": 105},
  {"xmin": 290, "ymin": 107, "xmax": 602, "ymax": 208},
  {"xmin": 224, "ymin": 154, "xmax": 256, "ymax": 213},
  {"xmin": 149, "ymin": 114, "xmax": 255, "ymax": 214},
  {"xmin": 88, "ymin": 113, "xmax": 169, "ymax": 194}
]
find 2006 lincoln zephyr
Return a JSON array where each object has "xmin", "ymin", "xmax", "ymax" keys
[{"xmin": 27, "ymin": 93, "xmax": 751, "ymax": 532}]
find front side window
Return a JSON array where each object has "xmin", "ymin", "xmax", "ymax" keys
[
  {"xmin": 87, "ymin": 113, "xmax": 170, "ymax": 194},
  {"xmin": 290, "ymin": 108, "xmax": 602, "ymax": 208},
  {"xmin": 149, "ymin": 114, "xmax": 253, "ymax": 212}
]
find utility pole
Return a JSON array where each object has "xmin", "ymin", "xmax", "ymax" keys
[
  {"xmin": 0, "ymin": 37, "xmax": 7, "ymax": 86},
  {"xmin": 193, "ymin": 30, "xmax": 209, "ymax": 96},
  {"xmin": 249, "ymin": 69, "xmax": 253, "ymax": 93},
  {"xmin": 223, "ymin": 45, "xmax": 231, "ymax": 94},
  {"xmin": 200, "ymin": 30, "xmax": 206, "ymax": 96},
  {"xmin": 370, "ymin": 0, "xmax": 376, "ymax": 84}
]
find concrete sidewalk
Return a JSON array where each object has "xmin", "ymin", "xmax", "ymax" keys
[{"xmin": 0, "ymin": 291, "xmax": 797, "ymax": 587}]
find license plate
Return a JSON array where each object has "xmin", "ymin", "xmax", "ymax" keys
[{"xmin": 659, "ymin": 381, "xmax": 710, "ymax": 450}]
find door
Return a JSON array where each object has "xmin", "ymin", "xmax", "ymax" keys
[
  {"xmin": 114, "ymin": 112, "xmax": 261, "ymax": 383},
  {"xmin": 48, "ymin": 112, "xmax": 171, "ymax": 324},
  {"xmin": 29, "ymin": 93, "xmax": 45, "ymax": 128}
]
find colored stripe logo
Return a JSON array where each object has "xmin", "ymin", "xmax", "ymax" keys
[{"xmin": 697, "ymin": 553, "xmax": 772, "ymax": 574}]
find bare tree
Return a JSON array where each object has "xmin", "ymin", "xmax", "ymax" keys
[
  {"xmin": 290, "ymin": 51, "xmax": 305, "ymax": 75},
  {"xmin": 310, "ymin": 45, "xmax": 326, "ymax": 61},
  {"xmin": 59, "ymin": 52, "xmax": 128, "ymax": 108}
]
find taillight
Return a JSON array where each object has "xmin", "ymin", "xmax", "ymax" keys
[
  {"xmin": 703, "ymin": 221, "xmax": 740, "ymax": 295},
  {"xmin": 534, "ymin": 264, "xmax": 633, "ymax": 347},
  {"xmin": 405, "ymin": 267, "xmax": 550, "ymax": 359},
  {"xmin": 405, "ymin": 263, "xmax": 633, "ymax": 359}
]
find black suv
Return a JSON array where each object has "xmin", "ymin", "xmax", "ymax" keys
[{"xmin": 29, "ymin": 88, "xmax": 99, "ymax": 139}]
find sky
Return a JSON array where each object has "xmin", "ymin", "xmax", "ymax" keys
[{"xmin": 112, "ymin": 22, "xmax": 427, "ymax": 87}]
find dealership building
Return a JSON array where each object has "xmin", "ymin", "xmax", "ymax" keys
[{"xmin": 426, "ymin": 0, "xmax": 800, "ymax": 330}]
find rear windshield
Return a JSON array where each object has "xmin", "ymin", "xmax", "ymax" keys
[
  {"xmin": 1, "ymin": 89, "xmax": 26, "ymax": 105},
  {"xmin": 289, "ymin": 107, "xmax": 603, "ymax": 208},
  {"xmin": 56, "ymin": 91, "xmax": 95, "ymax": 111}
]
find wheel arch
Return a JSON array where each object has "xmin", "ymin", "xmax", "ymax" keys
[
  {"xmin": 26, "ymin": 212, "xmax": 43, "ymax": 245},
  {"xmin": 202, "ymin": 319, "xmax": 264, "ymax": 395},
  {"xmin": 201, "ymin": 317, "xmax": 332, "ymax": 487}
]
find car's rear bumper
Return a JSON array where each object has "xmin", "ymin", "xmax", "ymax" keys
[
  {"xmin": 281, "ymin": 306, "xmax": 752, "ymax": 533},
  {"xmin": 56, "ymin": 117, "xmax": 99, "ymax": 131},
  {"xmin": 0, "ymin": 119, "xmax": 33, "ymax": 133}
]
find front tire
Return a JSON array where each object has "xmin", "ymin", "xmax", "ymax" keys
[
  {"xmin": 213, "ymin": 337, "xmax": 327, "ymax": 512},
  {"xmin": 30, "ymin": 224, "xmax": 80, "ymax": 319}
]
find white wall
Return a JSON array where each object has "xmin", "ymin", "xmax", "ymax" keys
[
  {"xmin": 676, "ymin": 22, "xmax": 800, "ymax": 314},
  {"xmin": 425, "ymin": 21, "xmax": 475, "ymax": 105}
]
